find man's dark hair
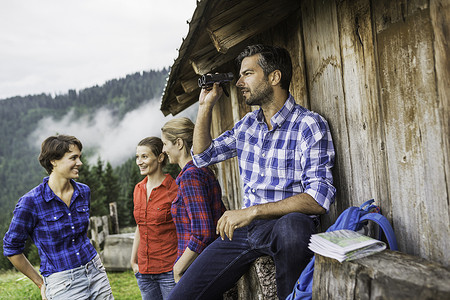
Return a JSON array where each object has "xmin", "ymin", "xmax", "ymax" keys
[
  {"xmin": 236, "ymin": 44, "xmax": 293, "ymax": 91},
  {"xmin": 39, "ymin": 135, "xmax": 83, "ymax": 175}
]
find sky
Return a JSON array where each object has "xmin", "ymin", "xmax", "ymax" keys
[
  {"xmin": 0, "ymin": 0, "xmax": 197, "ymax": 99},
  {"xmin": 0, "ymin": 0, "xmax": 199, "ymax": 166}
]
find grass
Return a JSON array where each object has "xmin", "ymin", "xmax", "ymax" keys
[{"xmin": 0, "ymin": 268, "xmax": 141, "ymax": 299}]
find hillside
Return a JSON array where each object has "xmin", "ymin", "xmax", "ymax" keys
[{"xmin": 0, "ymin": 69, "xmax": 172, "ymax": 269}]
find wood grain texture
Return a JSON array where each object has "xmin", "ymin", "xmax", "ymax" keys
[
  {"xmin": 374, "ymin": 1, "xmax": 449, "ymax": 263},
  {"xmin": 314, "ymin": 251, "xmax": 450, "ymax": 299}
]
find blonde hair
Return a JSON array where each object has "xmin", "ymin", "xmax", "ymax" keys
[
  {"xmin": 161, "ymin": 117, "xmax": 195, "ymax": 156},
  {"xmin": 161, "ymin": 117, "xmax": 219, "ymax": 177}
]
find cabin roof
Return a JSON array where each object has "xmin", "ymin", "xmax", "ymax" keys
[{"xmin": 160, "ymin": 0, "xmax": 300, "ymax": 116}]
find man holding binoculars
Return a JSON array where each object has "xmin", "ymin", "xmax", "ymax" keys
[{"xmin": 168, "ymin": 44, "xmax": 336, "ymax": 300}]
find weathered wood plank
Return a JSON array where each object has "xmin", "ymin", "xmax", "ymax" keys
[
  {"xmin": 211, "ymin": 88, "xmax": 244, "ymax": 211},
  {"xmin": 313, "ymin": 251, "xmax": 450, "ymax": 299},
  {"xmin": 207, "ymin": 0, "xmax": 301, "ymax": 53},
  {"xmin": 300, "ymin": 0, "xmax": 350, "ymax": 228},
  {"xmin": 430, "ymin": 0, "xmax": 450, "ymax": 222},
  {"xmin": 190, "ymin": 45, "xmax": 242, "ymax": 76},
  {"xmin": 176, "ymin": 93, "xmax": 192, "ymax": 104},
  {"xmin": 180, "ymin": 78, "xmax": 198, "ymax": 94},
  {"xmin": 374, "ymin": 1, "xmax": 449, "ymax": 265},
  {"xmin": 336, "ymin": 0, "xmax": 391, "ymax": 215}
]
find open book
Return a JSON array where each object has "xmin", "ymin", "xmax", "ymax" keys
[{"xmin": 308, "ymin": 229, "xmax": 386, "ymax": 263}]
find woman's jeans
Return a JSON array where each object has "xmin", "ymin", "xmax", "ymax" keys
[
  {"xmin": 43, "ymin": 254, "xmax": 114, "ymax": 300},
  {"xmin": 168, "ymin": 212, "xmax": 317, "ymax": 300},
  {"xmin": 135, "ymin": 270, "xmax": 176, "ymax": 300}
]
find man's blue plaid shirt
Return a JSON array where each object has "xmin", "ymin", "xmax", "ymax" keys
[
  {"xmin": 193, "ymin": 94, "xmax": 336, "ymax": 212},
  {"xmin": 3, "ymin": 177, "xmax": 97, "ymax": 276}
]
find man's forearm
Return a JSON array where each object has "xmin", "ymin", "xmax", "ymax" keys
[
  {"xmin": 193, "ymin": 103, "xmax": 213, "ymax": 155},
  {"xmin": 251, "ymin": 193, "xmax": 326, "ymax": 219},
  {"xmin": 216, "ymin": 193, "xmax": 325, "ymax": 241},
  {"xmin": 193, "ymin": 83, "xmax": 223, "ymax": 155}
]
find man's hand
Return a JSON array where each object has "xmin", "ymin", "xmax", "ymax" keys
[
  {"xmin": 199, "ymin": 82, "xmax": 223, "ymax": 107},
  {"xmin": 216, "ymin": 208, "xmax": 256, "ymax": 241}
]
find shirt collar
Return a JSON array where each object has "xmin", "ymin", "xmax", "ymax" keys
[
  {"xmin": 138, "ymin": 173, "xmax": 173, "ymax": 189},
  {"xmin": 176, "ymin": 160, "xmax": 194, "ymax": 185},
  {"xmin": 42, "ymin": 177, "xmax": 81, "ymax": 203},
  {"xmin": 255, "ymin": 93, "xmax": 295, "ymax": 129}
]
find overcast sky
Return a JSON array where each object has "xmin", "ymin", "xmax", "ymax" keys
[
  {"xmin": 0, "ymin": 0, "xmax": 197, "ymax": 99},
  {"xmin": 0, "ymin": 0, "xmax": 199, "ymax": 166}
]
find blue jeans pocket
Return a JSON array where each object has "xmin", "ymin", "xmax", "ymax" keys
[{"xmin": 45, "ymin": 273, "xmax": 73, "ymax": 299}]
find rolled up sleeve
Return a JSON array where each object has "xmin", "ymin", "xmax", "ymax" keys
[
  {"xmin": 300, "ymin": 116, "xmax": 336, "ymax": 212},
  {"xmin": 3, "ymin": 201, "xmax": 35, "ymax": 257}
]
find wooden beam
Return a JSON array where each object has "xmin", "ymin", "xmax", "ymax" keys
[
  {"xmin": 176, "ymin": 93, "xmax": 195, "ymax": 104},
  {"xmin": 206, "ymin": 0, "xmax": 300, "ymax": 53},
  {"xmin": 190, "ymin": 42, "xmax": 244, "ymax": 75},
  {"xmin": 180, "ymin": 78, "xmax": 199, "ymax": 94},
  {"xmin": 169, "ymin": 97, "xmax": 198, "ymax": 116}
]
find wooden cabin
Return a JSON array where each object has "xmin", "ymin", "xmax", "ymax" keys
[{"xmin": 160, "ymin": 0, "xmax": 449, "ymax": 294}]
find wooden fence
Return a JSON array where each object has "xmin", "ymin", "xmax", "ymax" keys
[{"xmin": 88, "ymin": 202, "xmax": 119, "ymax": 251}]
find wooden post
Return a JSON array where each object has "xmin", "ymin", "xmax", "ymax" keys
[{"xmin": 109, "ymin": 202, "xmax": 119, "ymax": 234}]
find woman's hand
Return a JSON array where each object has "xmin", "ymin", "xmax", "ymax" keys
[
  {"xmin": 172, "ymin": 260, "xmax": 184, "ymax": 283},
  {"xmin": 131, "ymin": 261, "xmax": 139, "ymax": 274},
  {"xmin": 40, "ymin": 283, "xmax": 47, "ymax": 300}
]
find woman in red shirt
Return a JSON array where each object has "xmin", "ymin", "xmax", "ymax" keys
[{"xmin": 130, "ymin": 137, "xmax": 178, "ymax": 300}]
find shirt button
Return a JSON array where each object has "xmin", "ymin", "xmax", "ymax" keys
[
  {"xmin": 71, "ymin": 226, "xmax": 75, "ymax": 229},
  {"xmin": 252, "ymin": 189, "xmax": 256, "ymax": 193},
  {"xmin": 260, "ymin": 173, "xmax": 264, "ymax": 177},
  {"xmin": 54, "ymin": 217, "xmax": 57, "ymax": 220},
  {"xmin": 72, "ymin": 239, "xmax": 75, "ymax": 242},
  {"xmin": 68, "ymin": 213, "xmax": 71, "ymax": 216},
  {"xmin": 262, "ymin": 153, "xmax": 266, "ymax": 157},
  {"xmin": 76, "ymin": 252, "xmax": 79, "ymax": 255}
]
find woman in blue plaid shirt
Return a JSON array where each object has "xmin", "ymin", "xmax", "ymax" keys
[{"xmin": 3, "ymin": 135, "xmax": 113, "ymax": 300}]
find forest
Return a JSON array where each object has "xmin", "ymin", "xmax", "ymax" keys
[{"xmin": 0, "ymin": 69, "xmax": 181, "ymax": 270}]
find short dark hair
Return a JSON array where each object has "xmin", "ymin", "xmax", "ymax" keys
[
  {"xmin": 236, "ymin": 44, "xmax": 292, "ymax": 91},
  {"xmin": 137, "ymin": 136, "xmax": 168, "ymax": 167},
  {"xmin": 39, "ymin": 135, "xmax": 83, "ymax": 175}
]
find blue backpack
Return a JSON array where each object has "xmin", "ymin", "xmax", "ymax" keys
[{"xmin": 286, "ymin": 199, "xmax": 398, "ymax": 300}]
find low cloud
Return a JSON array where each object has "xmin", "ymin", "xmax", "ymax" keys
[{"xmin": 29, "ymin": 99, "xmax": 198, "ymax": 166}]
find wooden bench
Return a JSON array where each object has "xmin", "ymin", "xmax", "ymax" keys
[{"xmin": 313, "ymin": 250, "xmax": 450, "ymax": 299}]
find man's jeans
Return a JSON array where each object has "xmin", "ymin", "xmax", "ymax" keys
[
  {"xmin": 135, "ymin": 270, "xmax": 175, "ymax": 300},
  {"xmin": 168, "ymin": 212, "xmax": 317, "ymax": 300},
  {"xmin": 44, "ymin": 254, "xmax": 113, "ymax": 300}
]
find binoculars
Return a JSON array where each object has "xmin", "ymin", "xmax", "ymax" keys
[{"xmin": 198, "ymin": 72, "xmax": 234, "ymax": 89}]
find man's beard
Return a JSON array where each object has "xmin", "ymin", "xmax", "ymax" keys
[{"xmin": 243, "ymin": 81, "xmax": 274, "ymax": 106}]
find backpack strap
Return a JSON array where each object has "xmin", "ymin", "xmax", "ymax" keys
[
  {"xmin": 360, "ymin": 199, "xmax": 375, "ymax": 210},
  {"xmin": 359, "ymin": 213, "xmax": 398, "ymax": 250}
]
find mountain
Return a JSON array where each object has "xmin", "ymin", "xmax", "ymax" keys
[{"xmin": 0, "ymin": 69, "xmax": 174, "ymax": 269}]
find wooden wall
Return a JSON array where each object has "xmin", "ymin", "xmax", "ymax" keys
[{"xmin": 209, "ymin": 0, "xmax": 449, "ymax": 267}]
